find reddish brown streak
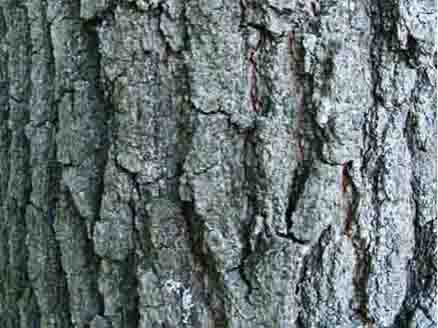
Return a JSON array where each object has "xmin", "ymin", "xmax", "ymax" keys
[
  {"xmin": 249, "ymin": 48, "xmax": 257, "ymax": 64},
  {"xmin": 341, "ymin": 162, "xmax": 350, "ymax": 193},
  {"xmin": 288, "ymin": 30, "xmax": 305, "ymax": 161},
  {"xmin": 341, "ymin": 162, "xmax": 354, "ymax": 238},
  {"xmin": 288, "ymin": 30, "xmax": 295, "ymax": 55},
  {"xmin": 249, "ymin": 48, "xmax": 259, "ymax": 112},
  {"xmin": 345, "ymin": 204, "xmax": 354, "ymax": 238}
]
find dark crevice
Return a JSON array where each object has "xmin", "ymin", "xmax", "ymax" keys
[
  {"xmin": 57, "ymin": 186, "xmax": 98, "ymax": 325},
  {"xmin": 50, "ymin": 13, "xmax": 107, "ymax": 314},
  {"xmin": 351, "ymin": 236, "xmax": 373, "ymax": 326},
  {"xmin": 399, "ymin": 190, "xmax": 437, "ymax": 327},
  {"xmin": 285, "ymin": 162, "xmax": 312, "ymax": 235},
  {"xmin": 404, "ymin": 65, "xmax": 436, "ymax": 327},
  {"xmin": 354, "ymin": 4, "xmax": 390, "ymax": 324},
  {"xmin": 341, "ymin": 160, "xmax": 361, "ymax": 239},
  {"xmin": 369, "ymin": 0, "xmax": 400, "ymax": 50},
  {"xmin": 155, "ymin": 2, "xmax": 184, "ymax": 58},
  {"xmin": 288, "ymin": 29, "xmax": 322, "ymax": 163},
  {"xmin": 295, "ymin": 313, "xmax": 307, "ymax": 328},
  {"xmin": 124, "ymin": 172, "xmax": 141, "ymax": 327},
  {"xmin": 237, "ymin": 261, "xmax": 253, "ymax": 306},
  {"xmin": 79, "ymin": 12, "xmax": 117, "ymax": 320},
  {"xmin": 311, "ymin": 53, "xmax": 338, "ymax": 163},
  {"xmin": 238, "ymin": 0, "xmax": 248, "ymax": 30},
  {"xmin": 239, "ymin": 128, "xmax": 258, "ymax": 303},
  {"xmin": 276, "ymin": 231, "xmax": 309, "ymax": 244},
  {"xmin": 244, "ymin": 13, "xmax": 275, "ymax": 116},
  {"xmin": 399, "ymin": 32, "xmax": 420, "ymax": 68},
  {"xmin": 0, "ymin": 7, "xmax": 11, "ymax": 317},
  {"xmin": 391, "ymin": 298, "xmax": 417, "ymax": 328},
  {"xmin": 20, "ymin": 1, "xmax": 74, "ymax": 326},
  {"xmin": 45, "ymin": 0, "xmax": 61, "ymax": 229},
  {"xmin": 2, "ymin": 4, "xmax": 34, "ymax": 327},
  {"xmin": 120, "ymin": 251, "xmax": 141, "ymax": 328},
  {"xmin": 285, "ymin": 28, "xmax": 330, "ymax": 241},
  {"xmin": 178, "ymin": 5, "xmax": 243, "ymax": 322},
  {"xmin": 81, "ymin": 0, "xmax": 117, "ymax": 25},
  {"xmin": 181, "ymin": 200, "xmax": 228, "ymax": 327},
  {"xmin": 354, "ymin": 2, "xmax": 407, "ymax": 325},
  {"xmin": 175, "ymin": 4, "xmax": 227, "ymax": 324},
  {"xmin": 294, "ymin": 226, "xmax": 333, "ymax": 326}
]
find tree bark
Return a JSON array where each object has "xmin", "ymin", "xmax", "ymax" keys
[{"xmin": 0, "ymin": 0, "xmax": 436, "ymax": 327}]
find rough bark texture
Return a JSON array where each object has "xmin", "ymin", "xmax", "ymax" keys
[{"xmin": 0, "ymin": 0, "xmax": 436, "ymax": 327}]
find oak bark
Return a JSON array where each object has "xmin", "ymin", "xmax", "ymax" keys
[{"xmin": 0, "ymin": 1, "xmax": 436, "ymax": 327}]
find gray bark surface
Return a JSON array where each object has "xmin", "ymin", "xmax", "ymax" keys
[{"xmin": 0, "ymin": 0, "xmax": 436, "ymax": 327}]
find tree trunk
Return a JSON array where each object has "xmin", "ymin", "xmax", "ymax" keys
[{"xmin": 0, "ymin": 0, "xmax": 436, "ymax": 327}]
